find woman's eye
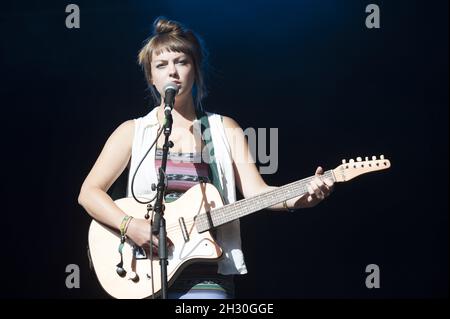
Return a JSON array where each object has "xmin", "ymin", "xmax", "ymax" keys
[
  {"xmin": 156, "ymin": 64, "xmax": 165, "ymax": 68},
  {"xmin": 178, "ymin": 60, "xmax": 187, "ymax": 65}
]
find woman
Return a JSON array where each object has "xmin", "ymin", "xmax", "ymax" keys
[{"xmin": 78, "ymin": 17, "xmax": 334, "ymax": 299}]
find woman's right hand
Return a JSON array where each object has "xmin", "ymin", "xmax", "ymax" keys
[
  {"xmin": 125, "ymin": 218, "xmax": 173, "ymax": 253},
  {"xmin": 126, "ymin": 218, "xmax": 155, "ymax": 248}
]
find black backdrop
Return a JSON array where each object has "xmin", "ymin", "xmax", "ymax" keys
[{"xmin": 0, "ymin": 0, "xmax": 447, "ymax": 298}]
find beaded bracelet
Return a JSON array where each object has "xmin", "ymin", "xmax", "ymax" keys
[{"xmin": 119, "ymin": 215, "xmax": 133, "ymax": 237}]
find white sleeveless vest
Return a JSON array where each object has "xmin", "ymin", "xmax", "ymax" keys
[{"xmin": 126, "ymin": 107, "xmax": 248, "ymax": 275}]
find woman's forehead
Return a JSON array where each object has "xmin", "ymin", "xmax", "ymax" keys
[{"xmin": 152, "ymin": 48, "xmax": 188, "ymax": 61}]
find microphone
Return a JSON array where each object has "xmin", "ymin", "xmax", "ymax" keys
[{"xmin": 163, "ymin": 82, "xmax": 179, "ymax": 116}]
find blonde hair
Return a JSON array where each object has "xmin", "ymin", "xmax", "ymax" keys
[{"xmin": 138, "ymin": 17, "xmax": 208, "ymax": 110}]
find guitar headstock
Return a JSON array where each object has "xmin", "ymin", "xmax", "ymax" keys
[{"xmin": 332, "ymin": 155, "xmax": 391, "ymax": 182}]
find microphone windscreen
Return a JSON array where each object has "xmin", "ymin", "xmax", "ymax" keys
[{"xmin": 163, "ymin": 82, "xmax": 179, "ymax": 94}]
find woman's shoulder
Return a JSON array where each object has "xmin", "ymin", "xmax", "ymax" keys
[
  {"xmin": 204, "ymin": 110, "xmax": 240, "ymax": 129},
  {"xmin": 216, "ymin": 114, "xmax": 241, "ymax": 130},
  {"xmin": 118, "ymin": 119, "xmax": 135, "ymax": 130},
  {"xmin": 121, "ymin": 108, "xmax": 158, "ymax": 134},
  {"xmin": 110, "ymin": 120, "xmax": 135, "ymax": 141}
]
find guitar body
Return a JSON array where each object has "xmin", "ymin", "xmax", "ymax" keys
[{"xmin": 88, "ymin": 182, "xmax": 224, "ymax": 299}]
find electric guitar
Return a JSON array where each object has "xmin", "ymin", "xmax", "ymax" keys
[{"xmin": 88, "ymin": 155, "xmax": 391, "ymax": 299}]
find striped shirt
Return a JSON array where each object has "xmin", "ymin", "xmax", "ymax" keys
[{"xmin": 155, "ymin": 148, "xmax": 211, "ymax": 202}]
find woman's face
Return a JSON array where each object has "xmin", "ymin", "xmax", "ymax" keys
[{"xmin": 150, "ymin": 49, "xmax": 195, "ymax": 101}]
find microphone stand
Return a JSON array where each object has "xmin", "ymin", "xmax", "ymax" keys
[{"xmin": 151, "ymin": 108, "xmax": 173, "ymax": 299}]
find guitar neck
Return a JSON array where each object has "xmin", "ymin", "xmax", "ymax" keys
[{"xmin": 196, "ymin": 170, "xmax": 335, "ymax": 233}]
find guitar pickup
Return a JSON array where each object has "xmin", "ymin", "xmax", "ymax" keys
[{"xmin": 178, "ymin": 217, "xmax": 189, "ymax": 242}]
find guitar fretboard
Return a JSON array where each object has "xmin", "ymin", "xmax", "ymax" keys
[{"xmin": 196, "ymin": 170, "xmax": 335, "ymax": 233}]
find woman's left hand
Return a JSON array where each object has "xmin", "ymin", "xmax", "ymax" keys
[{"xmin": 298, "ymin": 166, "xmax": 334, "ymax": 208}]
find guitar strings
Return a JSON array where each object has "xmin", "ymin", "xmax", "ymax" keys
[{"xmin": 144, "ymin": 172, "xmax": 336, "ymax": 234}]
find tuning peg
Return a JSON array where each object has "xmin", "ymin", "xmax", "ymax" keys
[
  {"xmin": 342, "ymin": 159, "xmax": 346, "ymax": 164},
  {"xmin": 372, "ymin": 156, "xmax": 377, "ymax": 160},
  {"xmin": 349, "ymin": 158, "xmax": 355, "ymax": 163},
  {"xmin": 356, "ymin": 157, "xmax": 362, "ymax": 162},
  {"xmin": 380, "ymin": 154, "xmax": 385, "ymax": 159},
  {"xmin": 365, "ymin": 157, "xmax": 369, "ymax": 161}
]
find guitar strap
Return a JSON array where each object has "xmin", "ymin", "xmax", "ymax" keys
[{"xmin": 195, "ymin": 108, "xmax": 225, "ymax": 200}]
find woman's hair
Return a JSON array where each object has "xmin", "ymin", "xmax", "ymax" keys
[{"xmin": 138, "ymin": 17, "xmax": 208, "ymax": 110}]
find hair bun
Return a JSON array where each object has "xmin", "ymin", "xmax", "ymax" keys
[{"xmin": 154, "ymin": 17, "xmax": 182, "ymax": 35}]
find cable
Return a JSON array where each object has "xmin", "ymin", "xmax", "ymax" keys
[
  {"xmin": 130, "ymin": 125, "xmax": 165, "ymax": 204},
  {"xmin": 149, "ymin": 208, "xmax": 156, "ymax": 299}
]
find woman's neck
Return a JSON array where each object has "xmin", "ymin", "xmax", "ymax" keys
[{"xmin": 157, "ymin": 95, "xmax": 197, "ymax": 124}]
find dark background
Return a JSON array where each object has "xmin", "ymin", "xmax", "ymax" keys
[{"xmin": 0, "ymin": 0, "xmax": 447, "ymax": 298}]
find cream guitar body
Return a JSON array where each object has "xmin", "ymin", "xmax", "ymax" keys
[{"xmin": 88, "ymin": 182, "xmax": 224, "ymax": 299}]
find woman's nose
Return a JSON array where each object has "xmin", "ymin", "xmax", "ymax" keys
[{"xmin": 168, "ymin": 63, "xmax": 178, "ymax": 77}]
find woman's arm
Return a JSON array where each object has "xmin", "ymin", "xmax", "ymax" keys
[
  {"xmin": 78, "ymin": 120, "xmax": 135, "ymax": 229},
  {"xmin": 78, "ymin": 119, "xmax": 179, "ymax": 249},
  {"xmin": 222, "ymin": 116, "xmax": 333, "ymax": 211}
]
